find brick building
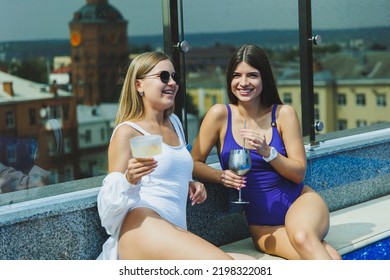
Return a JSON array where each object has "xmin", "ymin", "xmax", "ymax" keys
[{"xmin": 69, "ymin": 0, "xmax": 128, "ymax": 105}]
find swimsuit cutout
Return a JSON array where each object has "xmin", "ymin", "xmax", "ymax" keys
[{"xmin": 219, "ymin": 104, "xmax": 304, "ymax": 226}]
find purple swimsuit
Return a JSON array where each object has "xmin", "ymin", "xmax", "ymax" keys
[{"xmin": 219, "ymin": 104, "xmax": 304, "ymax": 226}]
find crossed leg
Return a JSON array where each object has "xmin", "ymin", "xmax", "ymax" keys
[{"xmin": 249, "ymin": 186, "xmax": 341, "ymax": 260}]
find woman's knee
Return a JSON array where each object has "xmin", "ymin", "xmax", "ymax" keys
[
  {"xmin": 288, "ymin": 228, "xmax": 319, "ymax": 252},
  {"xmin": 289, "ymin": 229, "xmax": 308, "ymax": 247}
]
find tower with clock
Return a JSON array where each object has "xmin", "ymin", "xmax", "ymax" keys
[{"xmin": 69, "ymin": 0, "xmax": 128, "ymax": 105}]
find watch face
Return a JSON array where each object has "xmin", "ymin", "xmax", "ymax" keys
[
  {"xmin": 264, "ymin": 147, "xmax": 277, "ymax": 162},
  {"xmin": 70, "ymin": 31, "xmax": 81, "ymax": 47}
]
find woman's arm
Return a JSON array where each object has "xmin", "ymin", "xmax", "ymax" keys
[
  {"xmin": 192, "ymin": 104, "xmax": 226, "ymax": 184},
  {"xmin": 267, "ymin": 105, "xmax": 307, "ymax": 183},
  {"xmin": 108, "ymin": 125, "xmax": 156, "ymax": 184}
]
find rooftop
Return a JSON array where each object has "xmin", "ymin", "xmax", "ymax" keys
[
  {"xmin": 0, "ymin": 70, "xmax": 72, "ymax": 104},
  {"xmin": 71, "ymin": 1, "xmax": 125, "ymax": 23}
]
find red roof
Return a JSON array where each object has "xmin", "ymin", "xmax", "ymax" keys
[{"xmin": 52, "ymin": 65, "xmax": 71, "ymax": 74}]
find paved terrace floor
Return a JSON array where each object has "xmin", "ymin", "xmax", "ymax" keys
[{"xmin": 220, "ymin": 194, "xmax": 390, "ymax": 259}]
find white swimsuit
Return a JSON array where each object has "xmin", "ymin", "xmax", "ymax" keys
[{"xmin": 97, "ymin": 114, "xmax": 193, "ymax": 259}]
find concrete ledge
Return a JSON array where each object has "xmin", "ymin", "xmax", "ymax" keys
[
  {"xmin": 220, "ymin": 194, "xmax": 390, "ymax": 259},
  {"xmin": 0, "ymin": 126, "xmax": 389, "ymax": 259}
]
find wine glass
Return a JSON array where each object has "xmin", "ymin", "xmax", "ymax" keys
[
  {"xmin": 228, "ymin": 149, "xmax": 251, "ymax": 204},
  {"xmin": 130, "ymin": 135, "xmax": 162, "ymax": 184}
]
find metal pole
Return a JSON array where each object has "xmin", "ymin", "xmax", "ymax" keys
[
  {"xmin": 161, "ymin": 0, "xmax": 188, "ymax": 142},
  {"xmin": 298, "ymin": 0, "xmax": 316, "ymax": 145}
]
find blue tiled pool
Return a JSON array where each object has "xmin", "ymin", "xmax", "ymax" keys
[{"xmin": 342, "ymin": 236, "xmax": 390, "ymax": 260}]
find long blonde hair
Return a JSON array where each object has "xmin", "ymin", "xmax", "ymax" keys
[{"xmin": 115, "ymin": 52, "xmax": 175, "ymax": 125}]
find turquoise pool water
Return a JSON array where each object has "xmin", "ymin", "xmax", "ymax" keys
[{"xmin": 342, "ymin": 236, "xmax": 390, "ymax": 260}]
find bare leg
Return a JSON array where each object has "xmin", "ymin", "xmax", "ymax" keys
[
  {"xmin": 250, "ymin": 224, "xmax": 300, "ymax": 259},
  {"xmin": 249, "ymin": 186, "xmax": 341, "ymax": 260},
  {"xmin": 118, "ymin": 207, "xmax": 235, "ymax": 260}
]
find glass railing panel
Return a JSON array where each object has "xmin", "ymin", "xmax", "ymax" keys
[
  {"xmin": 0, "ymin": 0, "xmax": 163, "ymax": 205},
  {"xmin": 181, "ymin": 0, "xmax": 301, "ymax": 150},
  {"xmin": 311, "ymin": 0, "xmax": 390, "ymax": 135}
]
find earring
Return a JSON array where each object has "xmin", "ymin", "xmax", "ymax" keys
[{"xmin": 138, "ymin": 92, "xmax": 144, "ymax": 97}]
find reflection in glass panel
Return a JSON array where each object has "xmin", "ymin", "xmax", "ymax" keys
[
  {"xmin": 0, "ymin": 0, "xmax": 389, "ymax": 202},
  {"xmin": 180, "ymin": 0, "xmax": 389, "ymax": 146},
  {"xmin": 0, "ymin": 0, "xmax": 163, "ymax": 199},
  {"xmin": 182, "ymin": 0, "xmax": 301, "ymax": 147},
  {"xmin": 311, "ymin": 0, "xmax": 390, "ymax": 133}
]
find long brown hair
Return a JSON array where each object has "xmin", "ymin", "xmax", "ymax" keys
[
  {"xmin": 226, "ymin": 44, "xmax": 282, "ymax": 107},
  {"xmin": 115, "ymin": 52, "xmax": 175, "ymax": 125}
]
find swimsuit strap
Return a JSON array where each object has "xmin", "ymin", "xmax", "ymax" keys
[
  {"xmin": 226, "ymin": 104, "xmax": 232, "ymax": 131},
  {"xmin": 271, "ymin": 104, "xmax": 277, "ymax": 127},
  {"xmin": 169, "ymin": 114, "xmax": 185, "ymax": 144},
  {"xmin": 124, "ymin": 122, "xmax": 150, "ymax": 135}
]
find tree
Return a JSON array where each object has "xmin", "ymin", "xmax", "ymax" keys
[{"xmin": 11, "ymin": 58, "xmax": 48, "ymax": 83}]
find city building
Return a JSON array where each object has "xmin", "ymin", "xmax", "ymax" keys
[
  {"xmin": 0, "ymin": 70, "xmax": 78, "ymax": 192},
  {"xmin": 77, "ymin": 103, "xmax": 117, "ymax": 177},
  {"xmin": 186, "ymin": 50, "xmax": 390, "ymax": 134},
  {"xmin": 69, "ymin": 0, "xmax": 128, "ymax": 105}
]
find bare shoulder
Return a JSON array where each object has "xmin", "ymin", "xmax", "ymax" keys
[
  {"xmin": 199, "ymin": 104, "xmax": 228, "ymax": 137},
  {"xmin": 277, "ymin": 104, "xmax": 297, "ymax": 117},
  {"xmin": 277, "ymin": 104, "xmax": 299, "ymax": 123},
  {"xmin": 110, "ymin": 123, "xmax": 140, "ymax": 146},
  {"xmin": 108, "ymin": 123, "xmax": 141, "ymax": 172},
  {"xmin": 207, "ymin": 103, "xmax": 228, "ymax": 119}
]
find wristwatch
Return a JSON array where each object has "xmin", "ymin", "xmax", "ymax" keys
[{"xmin": 263, "ymin": 146, "xmax": 278, "ymax": 162}]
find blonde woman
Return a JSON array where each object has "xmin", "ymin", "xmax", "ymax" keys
[{"xmin": 97, "ymin": 51, "xmax": 253, "ymax": 260}]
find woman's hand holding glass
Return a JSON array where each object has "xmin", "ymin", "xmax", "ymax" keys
[
  {"xmin": 129, "ymin": 135, "xmax": 162, "ymax": 184},
  {"xmin": 221, "ymin": 169, "xmax": 247, "ymax": 190},
  {"xmin": 125, "ymin": 157, "xmax": 157, "ymax": 185}
]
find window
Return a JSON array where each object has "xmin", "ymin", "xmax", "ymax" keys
[
  {"xmin": 356, "ymin": 94, "xmax": 366, "ymax": 106},
  {"xmin": 6, "ymin": 144, "xmax": 17, "ymax": 163},
  {"xmin": 85, "ymin": 130, "xmax": 92, "ymax": 144},
  {"xmin": 314, "ymin": 108, "xmax": 320, "ymax": 121},
  {"xmin": 283, "ymin": 93, "xmax": 292, "ymax": 104},
  {"xmin": 337, "ymin": 93, "xmax": 347, "ymax": 106},
  {"xmin": 63, "ymin": 137, "xmax": 72, "ymax": 154},
  {"xmin": 5, "ymin": 111, "xmax": 14, "ymax": 128},
  {"xmin": 29, "ymin": 108, "xmax": 36, "ymax": 125},
  {"xmin": 30, "ymin": 141, "xmax": 37, "ymax": 160},
  {"xmin": 376, "ymin": 94, "xmax": 386, "ymax": 107},
  {"xmin": 356, "ymin": 120, "xmax": 367, "ymax": 127},
  {"xmin": 338, "ymin": 120, "xmax": 348, "ymax": 131},
  {"xmin": 49, "ymin": 105, "xmax": 62, "ymax": 119},
  {"xmin": 100, "ymin": 127, "xmax": 106, "ymax": 141}
]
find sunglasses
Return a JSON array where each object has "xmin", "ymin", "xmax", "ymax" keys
[{"xmin": 142, "ymin": 71, "xmax": 181, "ymax": 84}]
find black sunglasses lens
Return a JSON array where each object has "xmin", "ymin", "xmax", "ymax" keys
[
  {"xmin": 172, "ymin": 72, "xmax": 181, "ymax": 84},
  {"xmin": 159, "ymin": 71, "xmax": 180, "ymax": 84},
  {"xmin": 159, "ymin": 71, "xmax": 170, "ymax": 83}
]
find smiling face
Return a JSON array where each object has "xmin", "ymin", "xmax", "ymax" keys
[
  {"xmin": 136, "ymin": 59, "xmax": 179, "ymax": 111},
  {"xmin": 231, "ymin": 61, "xmax": 263, "ymax": 103}
]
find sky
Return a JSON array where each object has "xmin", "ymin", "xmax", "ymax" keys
[{"xmin": 1, "ymin": 0, "xmax": 389, "ymax": 42}]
